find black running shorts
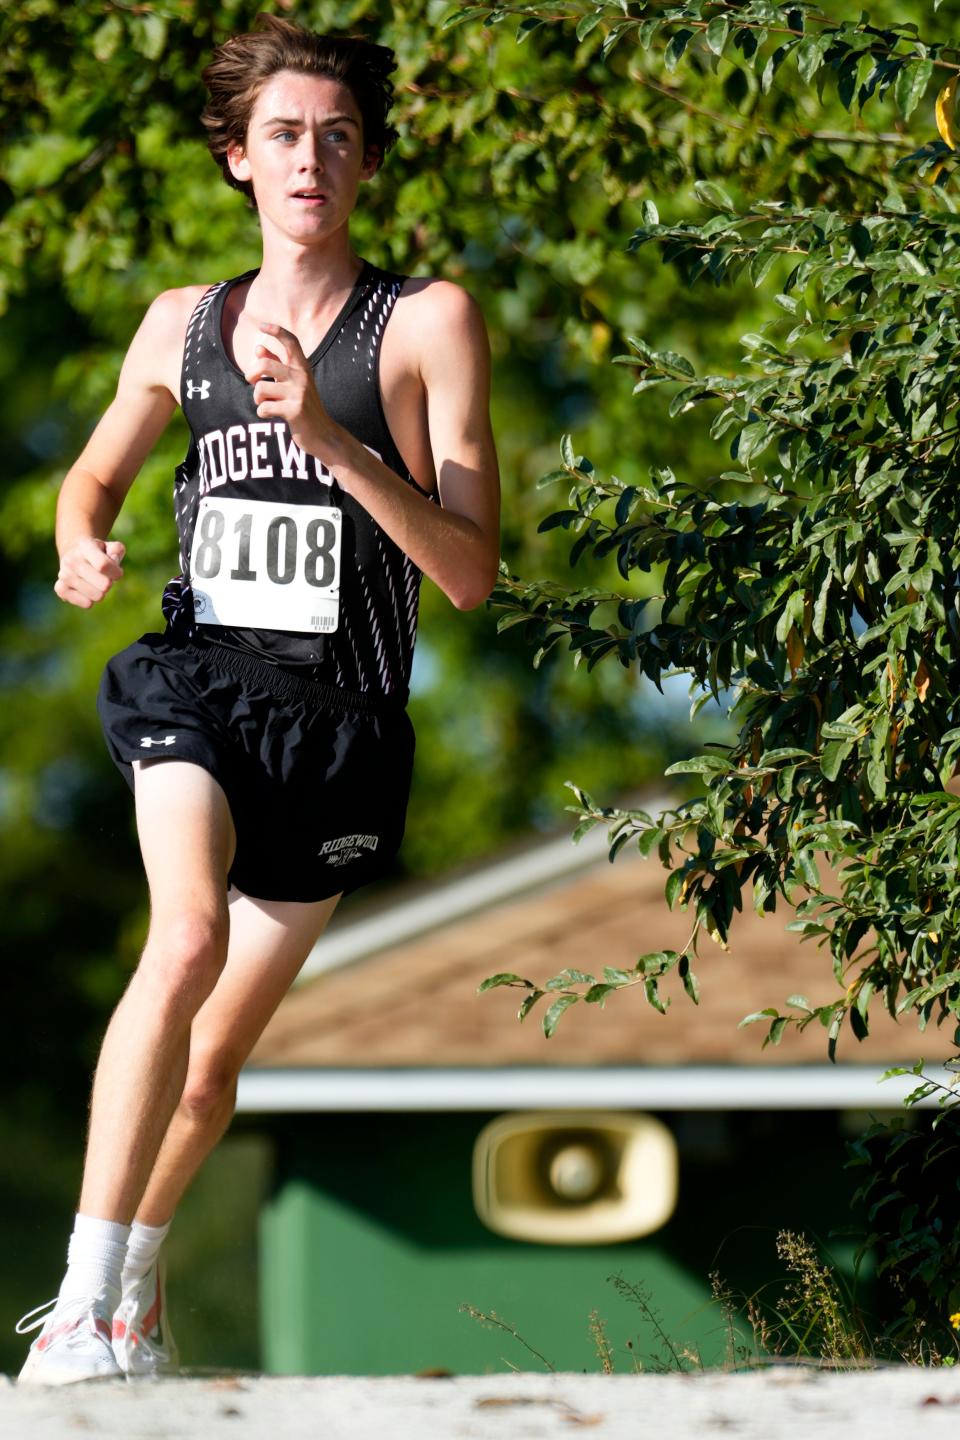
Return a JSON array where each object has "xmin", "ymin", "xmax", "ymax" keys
[{"xmin": 96, "ymin": 630, "xmax": 415, "ymax": 903}]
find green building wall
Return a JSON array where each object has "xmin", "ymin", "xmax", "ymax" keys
[{"xmin": 259, "ymin": 1107, "xmax": 880, "ymax": 1376}]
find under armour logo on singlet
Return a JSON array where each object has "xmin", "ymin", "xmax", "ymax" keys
[
  {"xmin": 140, "ymin": 736, "xmax": 177, "ymax": 748},
  {"xmin": 186, "ymin": 380, "xmax": 211, "ymax": 399}
]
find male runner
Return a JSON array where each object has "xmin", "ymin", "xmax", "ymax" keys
[{"xmin": 16, "ymin": 14, "xmax": 500, "ymax": 1384}]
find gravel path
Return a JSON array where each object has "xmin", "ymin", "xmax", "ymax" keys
[{"xmin": 2, "ymin": 1365, "xmax": 960, "ymax": 1439}]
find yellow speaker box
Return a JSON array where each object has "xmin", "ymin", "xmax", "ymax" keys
[{"xmin": 472, "ymin": 1109, "xmax": 678, "ymax": 1245}]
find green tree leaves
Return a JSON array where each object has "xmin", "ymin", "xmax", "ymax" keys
[{"xmin": 470, "ymin": 2, "xmax": 960, "ymax": 1054}]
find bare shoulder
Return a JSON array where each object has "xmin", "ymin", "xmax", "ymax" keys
[
  {"xmin": 75, "ymin": 282, "xmax": 220, "ymax": 498},
  {"xmin": 120, "ymin": 282, "xmax": 217, "ymax": 405},
  {"xmin": 396, "ymin": 274, "xmax": 486, "ymax": 325},
  {"xmin": 138, "ymin": 282, "xmax": 212, "ymax": 336},
  {"xmin": 393, "ymin": 274, "xmax": 490, "ymax": 378}
]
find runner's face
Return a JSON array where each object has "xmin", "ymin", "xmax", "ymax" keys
[{"xmin": 228, "ymin": 71, "xmax": 378, "ymax": 233}]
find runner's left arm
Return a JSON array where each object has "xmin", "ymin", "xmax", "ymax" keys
[{"xmin": 250, "ymin": 282, "xmax": 501, "ymax": 610}]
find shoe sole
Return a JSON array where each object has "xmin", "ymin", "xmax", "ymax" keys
[{"xmin": 18, "ymin": 1356, "xmax": 124, "ymax": 1386}]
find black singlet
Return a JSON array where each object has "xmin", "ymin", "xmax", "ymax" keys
[{"xmin": 161, "ymin": 258, "xmax": 433, "ymax": 699}]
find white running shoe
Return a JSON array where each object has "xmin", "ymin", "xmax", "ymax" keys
[
  {"xmin": 112, "ymin": 1258, "xmax": 179, "ymax": 1377},
  {"xmin": 16, "ymin": 1293, "xmax": 122, "ymax": 1385}
]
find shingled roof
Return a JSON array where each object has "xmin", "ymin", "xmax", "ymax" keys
[{"xmin": 248, "ymin": 795, "xmax": 954, "ymax": 1074}]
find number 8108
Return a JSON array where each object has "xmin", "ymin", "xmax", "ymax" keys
[{"xmin": 192, "ymin": 506, "xmax": 338, "ymax": 589}]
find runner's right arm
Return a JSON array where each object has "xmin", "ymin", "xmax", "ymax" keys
[{"xmin": 54, "ymin": 290, "xmax": 187, "ymax": 609}]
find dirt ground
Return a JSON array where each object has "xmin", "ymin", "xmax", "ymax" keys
[{"xmin": 2, "ymin": 1364, "xmax": 960, "ymax": 1439}]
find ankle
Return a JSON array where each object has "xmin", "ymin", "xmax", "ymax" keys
[
  {"xmin": 57, "ymin": 1212, "xmax": 131, "ymax": 1314},
  {"xmin": 122, "ymin": 1216, "xmax": 173, "ymax": 1285}
]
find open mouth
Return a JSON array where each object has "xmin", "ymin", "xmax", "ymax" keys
[{"xmin": 290, "ymin": 192, "xmax": 327, "ymax": 204}]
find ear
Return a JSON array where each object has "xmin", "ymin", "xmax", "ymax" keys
[
  {"xmin": 359, "ymin": 144, "xmax": 381, "ymax": 182},
  {"xmin": 227, "ymin": 140, "xmax": 252, "ymax": 185}
]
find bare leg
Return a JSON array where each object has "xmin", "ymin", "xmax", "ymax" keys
[
  {"xmin": 78, "ymin": 761, "xmax": 236, "ymax": 1223},
  {"xmin": 134, "ymin": 886, "xmax": 342, "ymax": 1226}
]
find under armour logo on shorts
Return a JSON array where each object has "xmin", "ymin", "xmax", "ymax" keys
[
  {"xmin": 140, "ymin": 736, "xmax": 177, "ymax": 748},
  {"xmin": 186, "ymin": 380, "xmax": 211, "ymax": 399}
]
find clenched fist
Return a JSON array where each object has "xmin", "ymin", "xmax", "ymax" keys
[
  {"xmin": 245, "ymin": 322, "xmax": 342, "ymax": 460},
  {"xmin": 54, "ymin": 537, "xmax": 126, "ymax": 609}
]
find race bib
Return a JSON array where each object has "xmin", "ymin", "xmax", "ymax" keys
[{"xmin": 189, "ymin": 496, "xmax": 342, "ymax": 633}]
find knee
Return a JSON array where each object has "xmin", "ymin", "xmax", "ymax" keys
[
  {"xmin": 138, "ymin": 910, "xmax": 228, "ymax": 1012},
  {"xmin": 178, "ymin": 1052, "xmax": 239, "ymax": 1126}
]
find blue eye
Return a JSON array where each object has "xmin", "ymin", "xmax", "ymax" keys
[{"xmin": 274, "ymin": 129, "xmax": 347, "ymax": 142}]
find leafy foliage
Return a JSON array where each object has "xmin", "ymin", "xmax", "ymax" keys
[
  {"xmin": 843, "ymin": 1061, "xmax": 960, "ymax": 1350},
  {"xmin": 472, "ymin": 0, "xmax": 960, "ymax": 1058}
]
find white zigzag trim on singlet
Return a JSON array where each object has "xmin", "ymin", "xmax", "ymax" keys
[
  {"xmin": 338, "ymin": 602, "xmax": 365, "ymax": 691},
  {"xmin": 358, "ymin": 568, "xmax": 391, "ymax": 690},
  {"xmin": 182, "ymin": 280, "xmax": 228, "ymax": 376},
  {"xmin": 369, "ymin": 281, "xmax": 400, "ymax": 374},
  {"xmin": 377, "ymin": 533, "xmax": 405, "ymax": 674},
  {"xmin": 401, "ymin": 553, "xmax": 421, "ymax": 653},
  {"xmin": 171, "ymin": 281, "xmax": 232, "ymax": 617}
]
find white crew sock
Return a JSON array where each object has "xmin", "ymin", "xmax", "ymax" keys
[
  {"xmin": 57, "ymin": 1213, "xmax": 132, "ymax": 1313},
  {"xmin": 121, "ymin": 1218, "xmax": 172, "ymax": 1287}
]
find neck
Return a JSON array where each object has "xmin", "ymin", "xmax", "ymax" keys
[{"xmin": 245, "ymin": 226, "xmax": 365, "ymax": 328}]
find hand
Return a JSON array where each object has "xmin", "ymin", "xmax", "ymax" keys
[
  {"xmin": 244, "ymin": 322, "xmax": 341, "ymax": 459},
  {"xmin": 54, "ymin": 537, "xmax": 126, "ymax": 609}
]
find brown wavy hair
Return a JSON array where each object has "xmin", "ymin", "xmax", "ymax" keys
[{"xmin": 200, "ymin": 13, "xmax": 400, "ymax": 209}]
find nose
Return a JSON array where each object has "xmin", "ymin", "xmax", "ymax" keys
[{"xmin": 296, "ymin": 132, "xmax": 324, "ymax": 174}]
